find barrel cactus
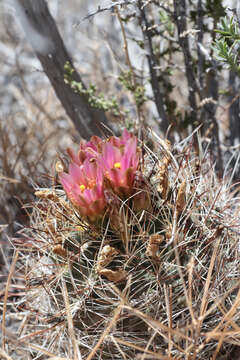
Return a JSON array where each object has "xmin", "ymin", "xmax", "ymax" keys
[{"xmin": 18, "ymin": 129, "xmax": 240, "ymax": 359}]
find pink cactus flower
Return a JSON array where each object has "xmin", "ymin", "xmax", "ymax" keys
[
  {"xmin": 66, "ymin": 135, "xmax": 102, "ymax": 166},
  {"xmin": 66, "ymin": 130, "xmax": 134, "ymax": 166},
  {"xmin": 59, "ymin": 129, "xmax": 140, "ymax": 221},
  {"xmin": 108, "ymin": 128, "xmax": 134, "ymax": 148},
  {"xmin": 100, "ymin": 136, "xmax": 139, "ymax": 197},
  {"xmin": 59, "ymin": 160, "xmax": 106, "ymax": 222}
]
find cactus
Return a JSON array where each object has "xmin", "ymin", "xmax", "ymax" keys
[{"xmin": 18, "ymin": 129, "xmax": 240, "ymax": 359}]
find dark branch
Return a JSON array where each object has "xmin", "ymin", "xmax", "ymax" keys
[
  {"xmin": 15, "ymin": 0, "xmax": 113, "ymax": 140},
  {"xmin": 173, "ymin": 0, "xmax": 199, "ymax": 119},
  {"xmin": 138, "ymin": 0, "xmax": 169, "ymax": 133}
]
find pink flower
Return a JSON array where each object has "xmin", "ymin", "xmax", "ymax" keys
[
  {"xmin": 100, "ymin": 136, "xmax": 139, "ymax": 197},
  {"xmin": 66, "ymin": 130, "xmax": 134, "ymax": 166},
  {"xmin": 66, "ymin": 135, "xmax": 102, "ymax": 166},
  {"xmin": 108, "ymin": 128, "xmax": 134, "ymax": 148},
  {"xmin": 59, "ymin": 129, "xmax": 140, "ymax": 222},
  {"xmin": 59, "ymin": 160, "xmax": 106, "ymax": 222}
]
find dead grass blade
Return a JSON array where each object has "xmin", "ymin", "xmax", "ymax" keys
[
  {"xmin": 112, "ymin": 337, "xmax": 170, "ymax": 360},
  {"xmin": 164, "ymin": 284, "xmax": 173, "ymax": 357},
  {"xmin": 1, "ymin": 250, "xmax": 19, "ymax": 350},
  {"xmin": 61, "ymin": 277, "xmax": 82, "ymax": 360},
  {"xmin": 0, "ymin": 175, "xmax": 20, "ymax": 183},
  {"xmin": 18, "ymin": 322, "xmax": 64, "ymax": 342},
  {"xmin": 0, "ymin": 348, "xmax": 13, "ymax": 360},
  {"xmin": 199, "ymin": 237, "xmax": 220, "ymax": 319},
  {"xmin": 26, "ymin": 343, "xmax": 70, "ymax": 359}
]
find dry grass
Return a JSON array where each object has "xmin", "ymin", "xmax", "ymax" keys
[{"xmin": 2, "ymin": 130, "xmax": 239, "ymax": 359}]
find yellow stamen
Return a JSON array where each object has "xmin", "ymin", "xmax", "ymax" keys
[
  {"xmin": 79, "ymin": 184, "xmax": 86, "ymax": 192},
  {"xmin": 114, "ymin": 162, "xmax": 121, "ymax": 169}
]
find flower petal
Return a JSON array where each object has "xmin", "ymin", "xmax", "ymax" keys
[
  {"xmin": 59, "ymin": 172, "xmax": 74, "ymax": 192},
  {"xmin": 67, "ymin": 147, "xmax": 81, "ymax": 165},
  {"xmin": 121, "ymin": 128, "xmax": 132, "ymax": 143},
  {"xmin": 69, "ymin": 162, "xmax": 86, "ymax": 185}
]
